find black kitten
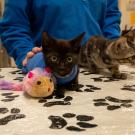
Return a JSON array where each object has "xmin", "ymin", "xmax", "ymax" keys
[{"xmin": 42, "ymin": 32, "xmax": 85, "ymax": 95}]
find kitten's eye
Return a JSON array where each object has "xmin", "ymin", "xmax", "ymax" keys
[
  {"xmin": 67, "ymin": 57, "xmax": 73, "ymax": 63},
  {"xmin": 50, "ymin": 56, "xmax": 57, "ymax": 62}
]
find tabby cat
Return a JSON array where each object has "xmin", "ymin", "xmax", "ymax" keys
[
  {"xmin": 42, "ymin": 32, "xmax": 85, "ymax": 95},
  {"xmin": 79, "ymin": 35, "xmax": 135, "ymax": 79}
]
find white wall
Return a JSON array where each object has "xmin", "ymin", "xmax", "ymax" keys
[
  {"xmin": 119, "ymin": 0, "xmax": 135, "ymax": 29},
  {"xmin": 0, "ymin": 0, "xmax": 4, "ymax": 15}
]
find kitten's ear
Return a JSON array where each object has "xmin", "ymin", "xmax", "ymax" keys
[
  {"xmin": 42, "ymin": 32, "xmax": 49, "ymax": 46},
  {"xmin": 70, "ymin": 32, "xmax": 85, "ymax": 52},
  {"xmin": 70, "ymin": 32, "xmax": 85, "ymax": 45},
  {"xmin": 42, "ymin": 32, "xmax": 55, "ymax": 49}
]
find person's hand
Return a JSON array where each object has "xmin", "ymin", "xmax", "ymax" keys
[{"xmin": 22, "ymin": 47, "xmax": 42, "ymax": 66}]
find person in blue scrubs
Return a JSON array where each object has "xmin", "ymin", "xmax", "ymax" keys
[{"xmin": 0, "ymin": 0, "xmax": 121, "ymax": 84}]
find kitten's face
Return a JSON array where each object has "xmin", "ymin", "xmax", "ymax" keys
[{"xmin": 42, "ymin": 32, "xmax": 84, "ymax": 76}]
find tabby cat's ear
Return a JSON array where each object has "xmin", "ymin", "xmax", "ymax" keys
[{"xmin": 42, "ymin": 32, "xmax": 56, "ymax": 49}]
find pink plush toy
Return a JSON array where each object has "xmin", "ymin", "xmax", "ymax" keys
[{"xmin": 0, "ymin": 68, "xmax": 55, "ymax": 97}]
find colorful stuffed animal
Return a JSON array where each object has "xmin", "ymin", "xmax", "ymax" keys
[{"xmin": 0, "ymin": 68, "xmax": 55, "ymax": 98}]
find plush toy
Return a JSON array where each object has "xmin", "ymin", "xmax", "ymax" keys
[{"xmin": 0, "ymin": 68, "xmax": 55, "ymax": 98}]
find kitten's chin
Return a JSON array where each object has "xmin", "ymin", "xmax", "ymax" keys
[
  {"xmin": 58, "ymin": 72, "xmax": 69, "ymax": 76},
  {"xmin": 55, "ymin": 68, "xmax": 72, "ymax": 76}
]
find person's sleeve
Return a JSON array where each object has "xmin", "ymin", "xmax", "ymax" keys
[
  {"xmin": 102, "ymin": 0, "xmax": 121, "ymax": 39},
  {"xmin": 0, "ymin": 0, "xmax": 34, "ymax": 68}
]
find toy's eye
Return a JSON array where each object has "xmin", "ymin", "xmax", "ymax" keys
[
  {"xmin": 67, "ymin": 57, "xmax": 72, "ymax": 63},
  {"xmin": 50, "ymin": 56, "xmax": 57, "ymax": 62},
  {"xmin": 36, "ymin": 81, "xmax": 41, "ymax": 85},
  {"xmin": 49, "ymin": 79, "xmax": 52, "ymax": 83}
]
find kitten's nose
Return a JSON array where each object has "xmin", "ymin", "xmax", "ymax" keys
[{"xmin": 60, "ymin": 62, "xmax": 65, "ymax": 67}]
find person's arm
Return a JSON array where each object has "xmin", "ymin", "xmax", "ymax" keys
[
  {"xmin": 0, "ymin": 0, "xmax": 34, "ymax": 68},
  {"xmin": 102, "ymin": 0, "xmax": 121, "ymax": 39}
]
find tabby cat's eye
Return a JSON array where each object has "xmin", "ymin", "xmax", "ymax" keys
[
  {"xmin": 67, "ymin": 57, "xmax": 73, "ymax": 63},
  {"xmin": 50, "ymin": 56, "xmax": 57, "ymax": 62}
]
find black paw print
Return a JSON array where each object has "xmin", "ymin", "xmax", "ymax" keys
[
  {"xmin": 48, "ymin": 113, "xmax": 97, "ymax": 132},
  {"xmin": 130, "ymin": 72, "xmax": 135, "ymax": 75},
  {"xmin": 38, "ymin": 94, "xmax": 73, "ymax": 107},
  {"xmin": 121, "ymin": 85, "xmax": 135, "ymax": 92},
  {"xmin": 93, "ymin": 96, "xmax": 134, "ymax": 111},
  {"xmin": 66, "ymin": 84, "xmax": 101, "ymax": 92},
  {"xmin": 80, "ymin": 70, "xmax": 91, "ymax": 75},
  {"xmin": 13, "ymin": 77, "xmax": 24, "ymax": 82},
  {"xmin": 0, "ymin": 107, "xmax": 26, "ymax": 125},
  {"xmin": 9, "ymin": 69, "xmax": 23, "ymax": 75},
  {"xmin": 0, "ymin": 75, "xmax": 4, "ymax": 78},
  {"xmin": 83, "ymin": 85, "xmax": 101, "ymax": 92},
  {"xmin": 10, "ymin": 70, "xmax": 24, "ymax": 82},
  {"xmin": 91, "ymin": 76, "xmax": 120, "ymax": 82},
  {"xmin": 0, "ymin": 69, "xmax": 4, "ymax": 78},
  {"xmin": 1, "ymin": 92, "xmax": 19, "ymax": 102}
]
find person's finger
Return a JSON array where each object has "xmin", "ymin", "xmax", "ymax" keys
[
  {"xmin": 22, "ymin": 52, "xmax": 34, "ymax": 66},
  {"xmin": 22, "ymin": 58, "xmax": 28, "ymax": 66},
  {"xmin": 27, "ymin": 51, "xmax": 35, "ymax": 58},
  {"xmin": 32, "ymin": 47, "xmax": 42, "ymax": 53}
]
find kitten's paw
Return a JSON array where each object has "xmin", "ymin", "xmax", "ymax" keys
[{"xmin": 112, "ymin": 73, "xmax": 127, "ymax": 80}]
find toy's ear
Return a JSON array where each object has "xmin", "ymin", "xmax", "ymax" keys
[{"xmin": 28, "ymin": 71, "xmax": 34, "ymax": 78}]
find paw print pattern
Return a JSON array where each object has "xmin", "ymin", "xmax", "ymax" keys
[
  {"xmin": 48, "ymin": 113, "xmax": 97, "ymax": 132},
  {"xmin": 48, "ymin": 116, "xmax": 67, "ymax": 129},
  {"xmin": 80, "ymin": 70, "xmax": 91, "ymax": 75},
  {"xmin": 91, "ymin": 76, "xmax": 120, "ymax": 82},
  {"xmin": 0, "ymin": 68, "xmax": 4, "ymax": 78},
  {"xmin": 38, "ymin": 95, "xmax": 73, "ymax": 107},
  {"xmin": 9, "ymin": 70, "xmax": 24, "ymax": 82},
  {"xmin": 66, "ymin": 84, "xmax": 101, "ymax": 93},
  {"xmin": 0, "ymin": 108, "xmax": 9, "ymax": 114},
  {"xmin": 83, "ymin": 85, "xmax": 101, "ymax": 92},
  {"xmin": 0, "ymin": 107, "xmax": 26, "ymax": 125},
  {"xmin": 80, "ymin": 69, "xmax": 122, "ymax": 82},
  {"xmin": 93, "ymin": 96, "xmax": 134, "ymax": 111},
  {"xmin": 130, "ymin": 72, "xmax": 135, "ymax": 74},
  {"xmin": 38, "ymin": 83, "xmax": 101, "ymax": 107},
  {"xmin": 121, "ymin": 85, "xmax": 135, "ymax": 92},
  {"xmin": 13, "ymin": 77, "xmax": 24, "ymax": 82},
  {"xmin": 0, "ymin": 69, "xmax": 4, "ymax": 78},
  {"xmin": 1, "ymin": 92, "xmax": 19, "ymax": 102},
  {"xmin": 9, "ymin": 69, "xmax": 23, "ymax": 75},
  {"xmin": 0, "ymin": 75, "xmax": 4, "ymax": 78}
]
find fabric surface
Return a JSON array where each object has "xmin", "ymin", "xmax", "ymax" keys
[{"xmin": 0, "ymin": 66, "xmax": 135, "ymax": 135}]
